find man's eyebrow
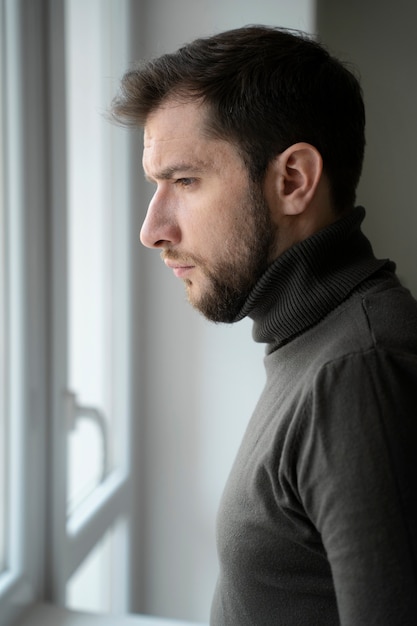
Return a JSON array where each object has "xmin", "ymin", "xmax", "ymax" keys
[{"xmin": 144, "ymin": 161, "xmax": 209, "ymax": 182}]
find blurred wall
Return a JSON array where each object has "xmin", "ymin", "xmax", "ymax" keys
[
  {"xmin": 127, "ymin": 1, "xmax": 316, "ymax": 623},
  {"xmin": 316, "ymin": 0, "xmax": 417, "ymax": 297}
]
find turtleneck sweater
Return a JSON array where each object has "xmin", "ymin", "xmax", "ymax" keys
[
  {"xmin": 211, "ymin": 208, "xmax": 417, "ymax": 625},
  {"xmin": 235, "ymin": 206, "xmax": 392, "ymax": 347}
]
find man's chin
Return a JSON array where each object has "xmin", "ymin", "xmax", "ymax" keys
[
  {"xmin": 184, "ymin": 280, "xmax": 206, "ymax": 314},
  {"xmin": 185, "ymin": 282, "xmax": 246, "ymax": 324}
]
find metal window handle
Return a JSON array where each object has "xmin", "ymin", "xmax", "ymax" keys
[{"xmin": 65, "ymin": 389, "xmax": 109, "ymax": 483}]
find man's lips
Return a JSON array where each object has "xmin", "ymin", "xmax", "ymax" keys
[{"xmin": 164, "ymin": 258, "xmax": 195, "ymax": 279}]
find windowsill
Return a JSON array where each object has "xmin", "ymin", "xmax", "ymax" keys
[{"xmin": 15, "ymin": 603, "xmax": 207, "ymax": 626}]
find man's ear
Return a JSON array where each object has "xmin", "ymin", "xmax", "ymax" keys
[{"xmin": 268, "ymin": 143, "xmax": 323, "ymax": 216}]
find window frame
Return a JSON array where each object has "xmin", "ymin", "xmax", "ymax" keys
[{"xmin": 0, "ymin": 1, "xmax": 49, "ymax": 624}]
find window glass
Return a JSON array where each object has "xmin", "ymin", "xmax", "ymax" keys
[
  {"xmin": 65, "ymin": 0, "xmax": 129, "ymax": 513},
  {"xmin": 66, "ymin": 518, "xmax": 128, "ymax": 614},
  {"xmin": 62, "ymin": 0, "xmax": 131, "ymax": 613},
  {"xmin": 67, "ymin": 416, "xmax": 103, "ymax": 515},
  {"xmin": 67, "ymin": 528, "xmax": 112, "ymax": 613}
]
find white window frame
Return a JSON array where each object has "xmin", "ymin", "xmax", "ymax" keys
[
  {"xmin": 0, "ymin": 1, "xmax": 49, "ymax": 624},
  {"xmin": 0, "ymin": 0, "xmax": 136, "ymax": 623}
]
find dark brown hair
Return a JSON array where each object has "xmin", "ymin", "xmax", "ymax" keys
[{"xmin": 111, "ymin": 25, "xmax": 365, "ymax": 211}]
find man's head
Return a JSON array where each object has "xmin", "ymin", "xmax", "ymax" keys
[
  {"xmin": 111, "ymin": 26, "xmax": 366, "ymax": 323},
  {"xmin": 140, "ymin": 97, "xmax": 275, "ymax": 323},
  {"xmin": 111, "ymin": 25, "xmax": 365, "ymax": 212}
]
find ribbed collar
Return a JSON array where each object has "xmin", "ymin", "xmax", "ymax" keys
[{"xmin": 234, "ymin": 207, "xmax": 392, "ymax": 351}]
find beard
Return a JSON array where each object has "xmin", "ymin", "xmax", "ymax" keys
[{"xmin": 163, "ymin": 182, "xmax": 275, "ymax": 323}]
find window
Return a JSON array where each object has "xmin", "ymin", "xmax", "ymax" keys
[{"xmin": 0, "ymin": 1, "xmax": 134, "ymax": 623}]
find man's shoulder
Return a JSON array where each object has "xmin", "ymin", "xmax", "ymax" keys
[
  {"xmin": 269, "ymin": 278, "xmax": 417, "ymax": 384},
  {"xmin": 360, "ymin": 283, "xmax": 417, "ymax": 353},
  {"xmin": 264, "ymin": 275, "xmax": 417, "ymax": 397},
  {"xmin": 313, "ymin": 277, "xmax": 417, "ymax": 362}
]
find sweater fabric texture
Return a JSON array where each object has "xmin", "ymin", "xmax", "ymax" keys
[{"xmin": 210, "ymin": 207, "xmax": 417, "ymax": 625}]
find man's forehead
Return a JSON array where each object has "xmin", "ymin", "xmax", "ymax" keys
[
  {"xmin": 143, "ymin": 99, "xmax": 219, "ymax": 176},
  {"xmin": 144, "ymin": 97, "xmax": 209, "ymax": 145},
  {"xmin": 142, "ymin": 96, "xmax": 247, "ymax": 180},
  {"xmin": 142, "ymin": 120, "xmax": 208, "ymax": 176}
]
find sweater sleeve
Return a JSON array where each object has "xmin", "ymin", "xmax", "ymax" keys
[{"xmin": 297, "ymin": 348, "xmax": 417, "ymax": 626}]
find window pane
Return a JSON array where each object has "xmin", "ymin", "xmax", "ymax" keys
[
  {"xmin": 67, "ymin": 528, "xmax": 112, "ymax": 613},
  {"xmin": 66, "ymin": 518, "xmax": 128, "ymax": 613},
  {"xmin": 67, "ymin": 416, "xmax": 104, "ymax": 515},
  {"xmin": 65, "ymin": 0, "xmax": 130, "ymax": 512}
]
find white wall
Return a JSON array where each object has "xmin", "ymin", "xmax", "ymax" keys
[{"xmin": 128, "ymin": 1, "xmax": 316, "ymax": 623}]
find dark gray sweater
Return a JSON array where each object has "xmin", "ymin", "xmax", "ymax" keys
[{"xmin": 211, "ymin": 207, "xmax": 417, "ymax": 625}]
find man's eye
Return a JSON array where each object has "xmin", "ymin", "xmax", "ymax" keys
[{"xmin": 175, "ymin": 177, "xmax": 195, "ymax": 187}]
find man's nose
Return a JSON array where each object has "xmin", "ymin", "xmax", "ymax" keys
[{"xmin": 140, "ymin": 190, "xmax": 181, "ymax": 249}]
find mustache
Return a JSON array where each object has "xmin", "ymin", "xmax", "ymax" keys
[{"xmin": 161, "ymin": 249, "xmax": 201, "ymax": 266}]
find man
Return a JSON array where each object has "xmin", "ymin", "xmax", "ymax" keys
[{"xmin": 111, "ymin": 26, "xmax": 417, "ymax": 625}]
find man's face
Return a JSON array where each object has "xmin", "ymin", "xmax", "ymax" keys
[{"xmin": 141, "ymin": 97, "xmax": 275, "ymax": 323}]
